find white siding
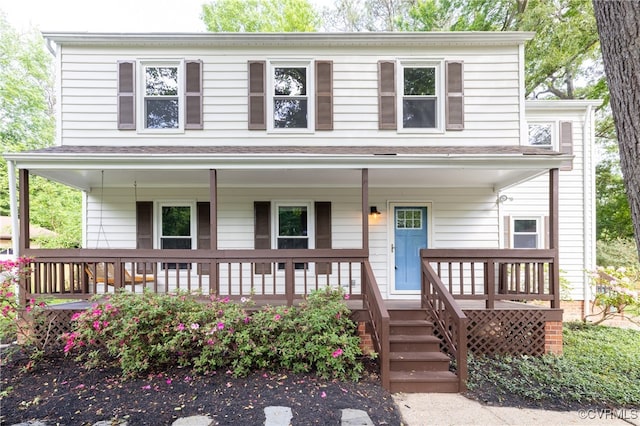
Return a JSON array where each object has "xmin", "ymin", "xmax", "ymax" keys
[{"xmin": 59, "ymin": 44, "xmax": 522, "ymax": 147}]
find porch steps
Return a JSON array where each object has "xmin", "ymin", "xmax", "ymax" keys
[{"xmin": 387, "ymin": 308, "xmax": 459, "ymax": 393}]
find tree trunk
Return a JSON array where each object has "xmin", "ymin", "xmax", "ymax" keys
[{"xmin": 593, "ymin": 0, "xmax": 640, "ymax": 258}]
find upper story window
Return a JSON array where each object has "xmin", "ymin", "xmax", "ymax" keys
[
  {"xmin": 268, "ymin": 61, "xmax": 314, "ymax": 131},
  {"xmin": 378, "ymin": 60, "xmax": 463, "ymax": 132},
  {"xmin": 401, "ymin": 65, "xmax": 439, "ymax": 129},
  {"xmin": 527, "ymin": 122, "xmax": 554, "ymax": 149},
  {"xmin": 143, "ymin": 64, "xmax": 180, "ymax": 129},
  {"xmin": 117, "ymin": 59, "xmax": 203, "ymax": 132}
]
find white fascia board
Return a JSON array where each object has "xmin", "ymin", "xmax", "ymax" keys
[
  {"xmin": 525, "ymin": 99, "xmax": 603, "ymax": 112},
  {"xmin": 41, "ymin": 31, "xmax": 535, "ymax": 48},
  {"xmin": 5, "ymin": 152, "xmax": 570, "ymax": 171}
]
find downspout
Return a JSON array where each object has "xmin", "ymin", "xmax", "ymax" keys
[
  {"xmin": 8, "ymin": 160, "xmax": 19, "ymax": 257},
  {"xmin": 583, "ymin": 104, "xmax": 594, "ymax": 317}
]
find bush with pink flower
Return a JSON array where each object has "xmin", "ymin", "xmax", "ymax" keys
[{"xmin": 64, "ymin": 287, "xmax": 365, "ymax": 381}]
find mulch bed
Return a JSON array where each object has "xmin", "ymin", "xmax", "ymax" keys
[{"xmin": 0, "ymin": 348, "xmax": 403, "ymax": 425}]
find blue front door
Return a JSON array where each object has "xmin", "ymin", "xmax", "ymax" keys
[{"xmin": 394, "ymin": 206, "xmax": 428, "ymax": 292}]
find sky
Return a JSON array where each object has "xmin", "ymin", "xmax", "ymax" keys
[{"xmin": 1, "ymin": 0, "xmax": 210, "ymax": 32}]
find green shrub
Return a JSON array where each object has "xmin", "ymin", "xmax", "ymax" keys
[
  {"xmin": 596, "ymin": 238, "xmax": 640, "ymax": 268},
  {"xmin": 63, "ymin": 287, "xmax": 364, "ymax": 381}
]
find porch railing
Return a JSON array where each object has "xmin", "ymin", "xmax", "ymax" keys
[
  {"xmin": 421, "ymin": 248, "xmax": 560, "ymax": 309},
  {"xmin": 361, "ymin": 260, "xmax": 390, "ymax": 390},
  {"xmin": 421, "ymin": 259, "xmax": 468, "ymax": 392},
  {"xmin": 19, "ymin": 248, "xmax": 368, "ymax": 305}
]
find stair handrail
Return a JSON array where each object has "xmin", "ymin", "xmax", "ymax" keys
[
  {"xmin": 361, "ymin": 260, "xmax": 391, "ymax": 390},
  {"xmin": 421, "ymin": 259, "xmax": 468, "ymax": 392}
]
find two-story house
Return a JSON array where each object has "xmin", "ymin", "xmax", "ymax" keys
[{"xmin": 4, "ymin": 32, "xmax": 598, "ymax": 392}]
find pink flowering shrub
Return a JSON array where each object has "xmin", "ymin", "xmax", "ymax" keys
[
  {"xmin": 587, "ymin": 266, "xmax": 640, "ymax": 325},
  {"xmin": 64, "ymin": 287, "xmax": 364, "ymax": 381},
  {"xmin": 0, "ymin": 257, "xmax": 47, "ymax": 352}
]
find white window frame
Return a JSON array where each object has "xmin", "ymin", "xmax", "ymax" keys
[
  {"xmin": 267, "ymin": 60, "xmax": 314, "ymax": 133},
  {"xmin": 154, "ymin": 201, "xmax": 197, "ymax": 250},
  {"xmin": 272, "ymin": 201, "xmax": 315, "ymax": 250},
  {"xmin": 526, "ymin": 121, "xmax": 556, "ymax": 149},
  {"xmin": 397, "ymin": 59, "xmax": 445, "ymax": 133},
  {"xmin": 138, "ymin": 59, "xmax": 185, "ymax": 133},
  {"xmin": 511, "ymin": 216, "xmax": 543, "ymax": 249}
]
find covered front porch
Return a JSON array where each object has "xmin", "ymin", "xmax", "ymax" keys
[{"xmin": 6, "ymin": 146, "xmax": 565, "ymax": 392}]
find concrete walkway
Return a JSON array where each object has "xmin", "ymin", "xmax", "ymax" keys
[{"xmin": 393, "ymin": 393, "xmax": 640, "ymax": 426}]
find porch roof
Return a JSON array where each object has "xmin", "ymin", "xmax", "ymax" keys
[{"xmin": 4, "ymin": 145, "xmax": 568, "ymax": 191}]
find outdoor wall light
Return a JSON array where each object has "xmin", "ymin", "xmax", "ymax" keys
[{"xmin": 370, "ymin": 206, "xmax": 382, "ymax": 216}]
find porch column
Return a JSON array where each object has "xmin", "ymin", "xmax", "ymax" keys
[
  {"xmin": 362, "ymin": 168, "xmax": 369, "ymax": 251},
  {"xmin": 8, "ymin": 161, "xmax": 19, "ymax": 257},
  {"xmin": 209, "ymin": 169, "xmax": 218, "ymax": 249},
  {"xmin": 549, "ymin": 168, "xmax": 560, "ymax": 308},
  {"xmin": 18, "ymin": 169, "xmax": 30, "ymax": 253}
]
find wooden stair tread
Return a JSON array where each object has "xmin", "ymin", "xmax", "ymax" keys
[
  {"xmin": 390, "ymin": 351, "xmax": 450, "ymax": 362},
  {"xmin": 389, "ymin": 319, "xmax": 433, "ymax": 326},
  {"xmin": 389, "ymin": 370, "xmax": 458, "ymax": 382},
  {"xmin": 389, "ymin": 334, "xmax": 440, "ymax": 343}
]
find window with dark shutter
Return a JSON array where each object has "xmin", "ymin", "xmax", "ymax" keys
[
  {"xmin": 378, "ymin": 60, "xmax": 397, "ymax": 130},
  {"xmin": 136, "ymin": 201, "xmax": 153, "ymax": 273},
  {"xmin": 315, "ymin": 61, "xmax": 333, "ymax": 130},
  {"xmin": 248, "ymin": 61, "xmax": 266, "ymax": 130},
  {"xmin": 118, "ymin": 61, "xmax": 136, "ymax": 130},
  {"xmin": 315, "ymin": 202, "xmax": 332, "ymax": 275},
  {"xmin": 445, "ymin": 61, "xmax": 464, "ymax": 130},
  {"xmin": 559, "ymin": 121, "xmax": 573, "ymax": 171},
  {"xmin": 185, "ymin": 60, "xmax": 203, "ymax": 130},
  {"xmin": 254, "ymin": 201, "xmax": 271, "ymax": 274}
]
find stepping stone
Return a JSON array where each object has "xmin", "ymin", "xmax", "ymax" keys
[
  {"xmin": 172, "ymin": 415, "xmax": 214, "ymax": 426},
  {"xmin": 341, "ymin": 408, "xmax": 374, "ymax": 426},
  {"xmin": 264, "ymin": 406, "xmax": 293, "ymax": 426}
]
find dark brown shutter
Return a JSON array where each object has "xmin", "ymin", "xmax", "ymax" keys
[
  {"xmin": 118, "ymin": 61, "xmax": 135, "ymax": 130},
  {"xmin": 136, "ymin": 201, "xmax": 153, "ymax": 272},
  {"xmin": 197, "ymin": 202, "xmax": 211, "ymax": 273},
  {"xmin": 248, "ymin": 61, "xmax": 266, "ymax": 130},
  {"xmin": 378, "ymin": 60, "xmax": 396, "ymax": 130},
  {"xmin": 445, "ymin": 60, "xmax": 464, "ymax": 130},
  {"xmin": 315, "ymin": 202, "xmax": 332, "ymax": 274},
  {"xmin": 254, "ymin": 201, "xmax": 271, "ymax": 274},
  {"xmin": 559, "ymin": 121, "xmax": 573, "ymax": 171},
  {"xmin": 185, "ymin": 60, "xmax": 203, "ymax": 130},
  {"xmin": 315, "ymin": 61, "xmax": 333, "ymax": 130}
]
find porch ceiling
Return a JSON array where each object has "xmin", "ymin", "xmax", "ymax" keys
[{"xmin": 5, "ymin": 145, "xmax": 567, "ymax": 191}]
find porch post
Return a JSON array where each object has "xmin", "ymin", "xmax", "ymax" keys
[
  {"xmin": 549, "ymin": 168, "xmax": 560, "ymax": 308},
  {"xmin": 18, "ymin": 169, "xmax": 30, "ymax": 253},
  {"xmin": 8, "ymin": 161, "xmax": 19, "ymax": 257},
  {"xmin": 209, "ymin": 169, "xmax": 218, "ymax": 295},
  {"xmin": 362, "ymin": 168, "xmax": 369, "ymax": 251}
]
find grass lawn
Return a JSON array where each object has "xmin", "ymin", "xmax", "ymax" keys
[{"xmin": 467, "ymin": 322, "xmax": 640, "ymax": 409}]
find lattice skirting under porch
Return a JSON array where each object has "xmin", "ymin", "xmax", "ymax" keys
[
  {"xmin": 465, "ymin": 310, "xmax": 547, "ymax": 356},
  {"xmin": 21, "ymin": 309, "xmax": 80, "ymax": 352}
]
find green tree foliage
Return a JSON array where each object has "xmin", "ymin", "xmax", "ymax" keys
[
  {"xmin": 0, "ymin": 13, "xmax": 81, "ymax": 248},
  {"xmin": 201, "ymin": 0, "xmax": 319, "ymax": 32}
]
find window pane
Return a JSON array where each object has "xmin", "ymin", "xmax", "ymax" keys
[
  {"xmin": 274, "ymin": 67, "xmax": 306, "ymax": 96},
  {"xmin": 514, "ymin": 234, "xmax": 537, "ymax": 249},
  {"xmin": 404, "ymin": 67, "xmax": 436, "ymax": 96},
  {"xmin": 145, "ymin": 67, "xmax": 178, "ymax": 96},
  {"xmin": 161, "ymin": 238, "xmax": 192, "ymax": 249},
  {"xmin": 403, "ymin": 99, "xmax": 436, "ymax": 128},
  {"xmin": 514, "ymin": 219, "xmax": 537, "ymax": 233},
  {"xmin": 274, "ymin": 99, "xmax": 308, "ymax": 128},
  {"xmin": 277, "ymin": 238, "xmax": 309, "ymax": 250},
  {"xmin": 146, "ymin": 99, "xmax": 179, "ymax": 128},
  {"xmin": 162, "ymin": 206, "xmax": 191, "ymax": 236},
  {"xmin": 528, "ymin": 124, "xmax": 552, "ymax": 146},
  {"xmin": 278, "ymin": 206, "xmax": 308, "ymax": 237}
]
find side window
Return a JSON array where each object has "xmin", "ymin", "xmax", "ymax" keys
[
  {"xmin": 269, "ymin": 61, "xmax": 313, "ymax": 131},
  {"xmin": 527, "ymin": 123, "xmax": 554, "ymax": 148},
  {"xmin": 512, "ymin": 218, "xmax": 540, "ymax": 249}
]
